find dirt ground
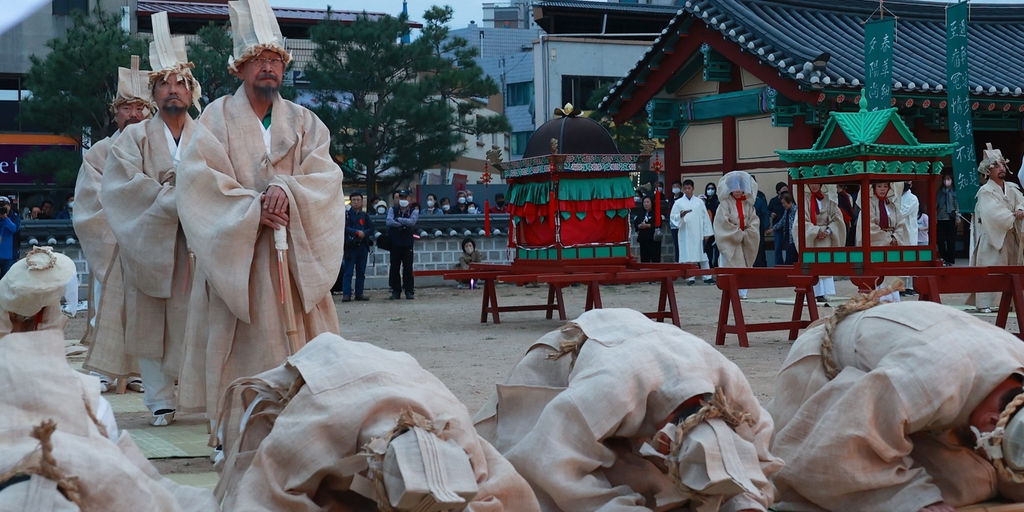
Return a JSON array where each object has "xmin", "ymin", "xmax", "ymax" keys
[{"xmin": 63, "ymin": 276, "xmax": 1002, "ymax": 475}]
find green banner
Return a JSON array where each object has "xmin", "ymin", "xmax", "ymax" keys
[
  {"xmin": 946, "ymin": 1, "xmax": 978, "ymax": 212},
  {"xmin": 863, "ymin": 18, "xmax": 895, "ymax": 112}
]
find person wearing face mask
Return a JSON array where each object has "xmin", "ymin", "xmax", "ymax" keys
[
  {"xmin": 703, "ymin": 182, "xmax": 721, "ymax": 268},
  {"xmin": 386, "ymin": 189, "xmax": 418, "ymax": 300},
  {"xmin": 936, "ymin": 173, "xmax": 959, "ymax": 266},
  {"xmin": 423, "ymin": 193, "xmax": 443, "ymax": 215},
  {"xmin": 55, "ymin": 194, "xmax": 74, "ymax": 219},
  {"xmin": 467, "ymin": 202, "xmax": 480, "ymax": 215},
  {"xmin": 372, "ymin": 198, "xmax": 388, "ymax": 216},
  {"xmin": 453, "ymin": 190, "xmax": 470, "ymax": 214},
  {"xmin": 474, "ymin": 308, "xmax": 782, "ymax": 512},
  {"xmin": 439, "ymin": 196, "xmax": 453, "ymax": 213},
  {"xmin": 489, "ymin": 192, "xmax": 508, "ymax": 213}
]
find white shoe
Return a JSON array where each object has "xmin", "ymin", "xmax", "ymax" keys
[
  {"xmin": 150, "ymin": 409, "xmax": 175, "ymax": 426},
  {"xmin": 978, "ymin": 307, "xmax": 993, "ymax": 314},
  {"xmin": 126, "ymin": 377, "xmax": 144, "ymax": 393}
]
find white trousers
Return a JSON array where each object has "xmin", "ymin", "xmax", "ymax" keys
[
  {"xmin": 138, "ymin": 357, "xmax": 177, "ymax": 413},
  {"xmin": 813, "ymin": 277, "xmax": 836, "ymax": 297}
]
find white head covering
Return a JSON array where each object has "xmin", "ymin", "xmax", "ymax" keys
[
  {"xmin": 110, "ymin": 55, "xmax": 153, "ymax": 114},
  {"xmin": 227, "ymin": 0, "xmax": 292, "ymax": 75},
  {"xmin": 148, "ymin": 11, "xmax": 201, "ymax": 112},
  {"xmin": 717, "ymin": 171, "xmax": 758, "ymax": 204},
  {"xmin": 978, "ymin": 142, "xmax": 1008, "ymax": 177},
  {"xmin": 0, "ymin": 247, "xmax": 76, "ymax": 317}
]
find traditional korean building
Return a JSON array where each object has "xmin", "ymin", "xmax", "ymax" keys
[{"xmin": 598, "ymin": 0, "xmax": 1024, "ymax": 194}]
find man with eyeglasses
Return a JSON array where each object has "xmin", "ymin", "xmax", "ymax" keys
[{"xmin": 176, "ymin": 0, "xmax": 346, "ymax": 421}]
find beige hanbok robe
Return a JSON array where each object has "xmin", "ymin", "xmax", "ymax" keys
[
  {"xmin": 670, "ymin": 194, "xmax": 713, "ymax": 264},
  {"xmin": 176, "ymin": 86, "xmax": 345, "ymax": 417},
  {"xmin": 0, "ymin": 330, "xmax": 217, "ymax": 511},
  {"xmin": 768, "ymin": 301, "xmax": 1024, "ymax": 511},
  {"xmin": 75, "ymin": 133, "xmax": 140, "ymax": 379},
  {"xmin": 102, "ymin": 115, "xmax": 194, "ymax": 374},
  {"xmin": 474, "ymin": 308, "xmax": 782, "ymax": 512},
  {"xmin": 800, "ymin": 192, "xmax": 846, "ymax": 250},
  {"xmin": 856, "ymin": 195, "xmax": 910, "ymax": 247},
  {"xmin": 714, "ymin": 197, "xmax": 760, "ymax": 268},
  {"xmin": 971, "ymin": 180, "xmax": 1024, "ymax": 309},
  {"xmin": 215, "ymin": 332, "xmax": 538, "ymax": 512},
  {"xmin": 0, "ymin": 305, "xmax": 67, "ymax": 337}
]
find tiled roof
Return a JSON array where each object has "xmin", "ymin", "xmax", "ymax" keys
[
  {"xmin": 136, "ymin": 0, "xmax": 412, "ymax": 25},
  {"xmin": 600, "ymin": 0, "xmax": 1024, "ymax": 113}
]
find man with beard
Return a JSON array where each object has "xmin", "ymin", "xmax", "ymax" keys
[
  {"xmin": 78, "ymin": 55, "xmax": 151, "ymax": 393},
  {"xmin": 175, "ymin": 0, "xmax": 345, "ymax": 422},
  {"xmin": 101, "ymin": 12, "xmax": 201, "ymax": 426},
  {"xmin": 971, "ymin": 143, "xmax": 1024, "ymax": 313}
]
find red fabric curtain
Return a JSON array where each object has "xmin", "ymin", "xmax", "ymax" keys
[{"xmin": 559, "ymin": 214, "xmax": 628, "ymax": 246}]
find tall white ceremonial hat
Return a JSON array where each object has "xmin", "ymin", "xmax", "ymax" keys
[
  {"xmin": 227, "ymin": 0, "xmax": 292, "ymax": 75},
  {"xmin": 149, "ymin": 11, "xmax": 202, "ymax": 112},
  {"xmin": 111, "ymin": 55, "xmax": 153, "ymax": 114},
  {"xmin": 0, "ymin": 247, "xmax": 76, "ymax": 317},
  {"xmin": 977, "ymin": 142, "xmax": 1008, "ymax": 177}
]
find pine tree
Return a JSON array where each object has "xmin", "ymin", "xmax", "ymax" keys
[{"xmin": 187, "ymin": 22, "xmax": 240, "ymax": 107}]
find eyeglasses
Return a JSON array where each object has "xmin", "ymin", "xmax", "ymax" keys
[{"xmin": 250, "ymin": 57, "xmax": 285, "ymax": 68}]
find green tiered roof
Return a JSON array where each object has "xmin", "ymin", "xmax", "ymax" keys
[{"xmin": 776, "ymin": 100, "xmax": 956, "ymax": 180}]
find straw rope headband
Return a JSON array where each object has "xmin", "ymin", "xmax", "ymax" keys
[
  {"xmin": 973, "ymin": 391, "xmax": 1024, "ymax": 483},
  {"xmin": 666, "ymin": 388, "xmax": 755, "ymax": 495},
  {"xmin": 361, "ymin": 410, "xmax": 453, "ymax": 512}
]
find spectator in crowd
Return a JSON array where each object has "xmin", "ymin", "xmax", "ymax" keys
[
  {"xmin": 40, "ymin": 200, "xmax": 55, "ymax": 220},
  {"xmin": 386, "ymin": 189, "xmax": 418, "ymax": 300},
  {"xmin": 391, "ymin": 190, "xmax": 400, "ymax": 206},
  {"xmin": 0, "ymin": 202, "xmax": 20, "ymax": 278},
  {"xmin": 702, "ymin": 181, "xmax": 720, "ymax": 268},
  {"xmin": 753, "ymin": 176, "xmax": 770, "ymax": 267},
  {"xmin": 489, "ymin": 192, "xmax": 508, "ymax": 213},
  {"xmin": 917, "ymin": 208, "xmax": 929, "ymax": 246},
  {"xmin": 766, "ymin": 192, "xmax": 797, "ymax": 265},
  {"xmin": 767, "ymin": 182, "xmax": 789, "ymax": 266},
  {"xmin": 837, "ymin": 184, "xmax": 859, "ymax": 247},
  {"xmin": 670, "ymin": 179, "xmax": 714, "ymax": 284},
  {"xmin": 666, "ymin": 180, "xmax": 684, "ymax": 262},
  {"xmin": 464, "ymin": 189, "xmax": 475, "ymax": 206},
  {"xmin": 633, "ymin": 195, "xmax": 662, "ymax": 263},
  {"xmin": 371, "ymin": 198, "xmax": 388, "ymax": 215},
  {"xmin": 336, "ymin": 192, "xmax": 373, "ymax": 302},
  {"xmin": 654, "ymin": 181, "xmax": 665, "ymax": 195},
  {"xmin": 936, "ymin": 173, "xmax": 959, "ymax": 265},
  {"xmin": 55, "ymin": 194, "xmax": 74, "ymax": 219},
  {"xmin": 454, "ymin": 236, "xmax": 483, "ymax": 289},
  {"xmin": 452, "ymin": 190, "xmax": 470, "ymax": 214},
  {"xmin": 439, "ymin": 196, "xmax": 452, "ymax": 213},
  {"xmin": 467, "ymin": 201, "xmax": 480, "ymax": 214},
  {"xmin": 422, "ymin": 193, "xmax": 443, "ymax": 215},
  {"xmin": 0, "ymin": 197, "xmax": 21, "ymax": 260}
]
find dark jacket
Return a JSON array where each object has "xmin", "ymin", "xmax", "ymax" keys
[
  {"xmin": 345, "ymin": 209, "xmax": 374, "ymax": 250},
  {"xmin": 386, "ymin": 205, "xmax": 418, "ymax": 249},
  {"xmin": 632, "ymin": 208, "xmax": 660, "ymax": 243},
  {"xmin": 936, "ymin": 186, "xmax": 959, "ymax": 221}
]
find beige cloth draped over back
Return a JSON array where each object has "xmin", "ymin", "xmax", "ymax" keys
[
  {"xmin": 971, "ymin": 180, "xmax": 1024, "ymax": 308},
  {"xmin": 0, "ymin": 331, "xmax": 217, "ymax": 511},
  {"xmin": 75, "ymin": 133, "xmax": 139, "ymax": 379},
  {"xmin": 215, "ymin": 332, "xmax": 539, "ymax": 512},
  {"xmin": 713, "ymin": 198, "xmax": 760, "ymax": 268},
  {"xmin": 0, "ymin": 306, "xmax": 66, "ymax": 338},
  {"xmin": 101, "ymin": 115, "xmax": 194, "ymax": 370},
  {"xmin": 768, "ymin": 301, "xmax": 1024, "ymax": 512},
  {"xmin": 175, "ymin": 85, "xmax": 345, "ymax": 416},
  {"xmin": 800, "ymin": 187, "xmax": 846, "ymax": 249},
  {"xmin": 474, "ymin": 308, "xmax": 781, "ymax": 512}
]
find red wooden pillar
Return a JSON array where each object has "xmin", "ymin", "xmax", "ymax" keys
[
  {"xmin": 665, "ymin": 127, "xmax": 681, "ymax": 184},
  {"xmin": 723, "ymin": 116, "xmax": 737, "ymax": 172},
  {"xmin": 788, "ymin": 116, "xmax": 815, "ymax": 150}
]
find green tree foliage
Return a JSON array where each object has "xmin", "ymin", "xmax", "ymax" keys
[
  {"xmin": 305, "ymin": 6, "xmax": 510, "ymax": 196},
  {"xmin": 587, "ymin": 84, "xmax": 650, "ymax": 154},
  {"xmin": 187, "ymin": 22, "xmax": 239, "ymax": 106},
  {"xmin": 19, "ymin": 6, "xmax": 148, "ymax": 185}
]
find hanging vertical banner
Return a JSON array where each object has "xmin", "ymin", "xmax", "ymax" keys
[
  {"xmin": 863, "ymin": 18, "xmax": 896, "ymax": 112},
  {"xmin": 946, "ymin": 0, "xmax": 978, "ymax": 212}
]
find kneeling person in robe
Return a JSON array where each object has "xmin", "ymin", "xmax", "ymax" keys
[
  {"xmin": 474, "ymin": 308, "xmax": 782, "ymax": 512},
  {"xmin": 0, "ymin": 246, "xmax": 74, "ymax": 336},
  {"xmin": 214, "ymin": 332, "xmax": 539, "ymax": 512},
  {"xmin": 769, "ymin": 300, "xmax": 1024, "ymax": 512}
]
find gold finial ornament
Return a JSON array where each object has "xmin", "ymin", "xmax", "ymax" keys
[{"xmin": 553, "ymin": 103, "xmax": 581, "ymax": 118}]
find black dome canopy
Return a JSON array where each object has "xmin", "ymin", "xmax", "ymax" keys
[{"xmin": 522, "ymin": 114, "xmax": 619, "ymax": 158}]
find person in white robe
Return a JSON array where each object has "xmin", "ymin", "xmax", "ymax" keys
[
  {"xmin": 670, "ymin": 179, "xmax": 715, "ymax": 285},
  {"xmin": 971, "ymin": 144, "xmax": 1024, "ymax": 313},
  {"xmin": 713, "ymin": 171, "xmax": 760, "ymax": 299},
  {"xmin": 900, "ymin": 182, "xmax": 920, "ymax": 295},
  {"xmin": 213, "ymin": 332, "xmax": 539, "ymax": 512},
  {"xmin": 102, "ymin": 13, "xmax": 200, "ymax": 426},
  {"xmin": 175, "ymin": 0, "xmax": 345, "ymax": 422},
  {"xmin": 474, "ymin": 308, "xmax": 782, "ymax": 512},
  {"xmin": 78, "ymin": 56, "xmax": 151, "ymax": 393},
  {"xmin": 800, "ymin": 184, "xmax": 846, "ymax": 301},
  {"xmin": 769, "ymin": 299, "xmax": 1024, "ymax": 512}
]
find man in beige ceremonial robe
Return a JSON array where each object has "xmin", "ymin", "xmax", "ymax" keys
[
  {"xmin": 713, "ymin": 171, "xmax": 760, "ymax": 299},
  {"xmin": 213, "ymin": 332, "xmax": 539, "ymax": 512},
  {"xmin": 176, "ymin": 0, "xmax": 344, "ymax": 420},
  {"xmin": 78, "ymin": 57, "xmax": 151, "ymax": 392},
  {"xmin": 801, "ymin": 184, "xmax": 846, "ymax": 301},
  {"xmin": 971, "ymin": 144, "xmax": 1024, "ymax": 313},
  {"xmin": 769, "ymin": 300, "xmax": 1024, "ymax": 512},
  {"xmin": 474, "ymin": 309, "xmax": 782, "ymax": 512},
  {"xmin": 102, "ymin": 13, "xmax": 201, "ymax": 426}
]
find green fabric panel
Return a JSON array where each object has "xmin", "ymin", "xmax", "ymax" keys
[
  {"xmin": 579, "ymin": 247, "xmax": 594, "ymax": 258},
  {"xmin": 507, "ymin": 182, "xmax": 551, "ymax": 206},
  {"xmin": 517, "ymin": 248, "xmax": 527, "ymax": 259},
  {"xmin": 563, "ymin": 248, "xmax": 577, "ymax": 259},
  {"xmin": 611, "ymin": 245, "xmax": 628, "ymax": 257},
  {"xmin": 921, "ymin": 249, "xmax": 933, "ymax": 260},
  {"xmin": 557, "ymin": 176, "xmax": 635, "ymax": 201},
  {"xmin": 606, "ymin": 210, "xmax": 616, "ymax": 219},
  {"xmin": 560, "ymin": 211, "xmax": 571, "ymax": 220},
  {"xmin": 513, "ymin": 216, "xmax": 521, "ymax": 224},
  {"xmin": 617, "ymin": 209, "xmax": 629, "ymax": 218},
  {"xmin": 576, "ymin": 212, "xmax": 586, "ymax": 220},
  {"xmin": 887, "ymin": 250, "xmax": 901, "ymax": 261},
  {"xmin": 595, "ymin": 246, "xmax": 611, "ymax": 258},
  {"xmin": 904, "ymin": 250, "xmax": 918, "ymax": 262}
]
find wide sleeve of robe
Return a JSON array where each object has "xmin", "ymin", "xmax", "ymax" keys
[
  {"xmin": 73, "ymin": 137, "xmax": 117, "ymax": 283},
  {"xmin": 976, "ymin": 182, "xmax": 1023, "ymax": 252},
  {"xmin": 803, "ymin": 197, "xmax": 847, "ymax": 249},
  {"xmin": 102, "ymin": 118, "xmax": 191, "ymax": 298},
  {"xmin": 714, "ymin": 200, "xmax": 760, "ymax": 267}
]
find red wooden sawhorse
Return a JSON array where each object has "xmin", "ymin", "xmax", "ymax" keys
[
  {"xmin": 906, "ymin": 266, "xmax": 1024, "ymax": 340},
  {"xmin": 700, "ymin": 268, "xmax": 819, "ymax": 347},
  {"xmin": 580, "ymin": 269, "xmax": 686, "ymax": 326}
]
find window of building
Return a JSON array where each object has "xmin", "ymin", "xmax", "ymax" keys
[
  {"xmin": 52, "ymin": 0, "xmax": 88, "ymax": 15},
  {"xmin": 506, "ymin": 81, "xmax": 533, "ymax": 107},
  {"xmin": 561, "ymin": 76, "xmax": 618, "ymax": 111},
  {"xmin": 511, "ymin": 131, "xmax": 532, "ymax": 156}
]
